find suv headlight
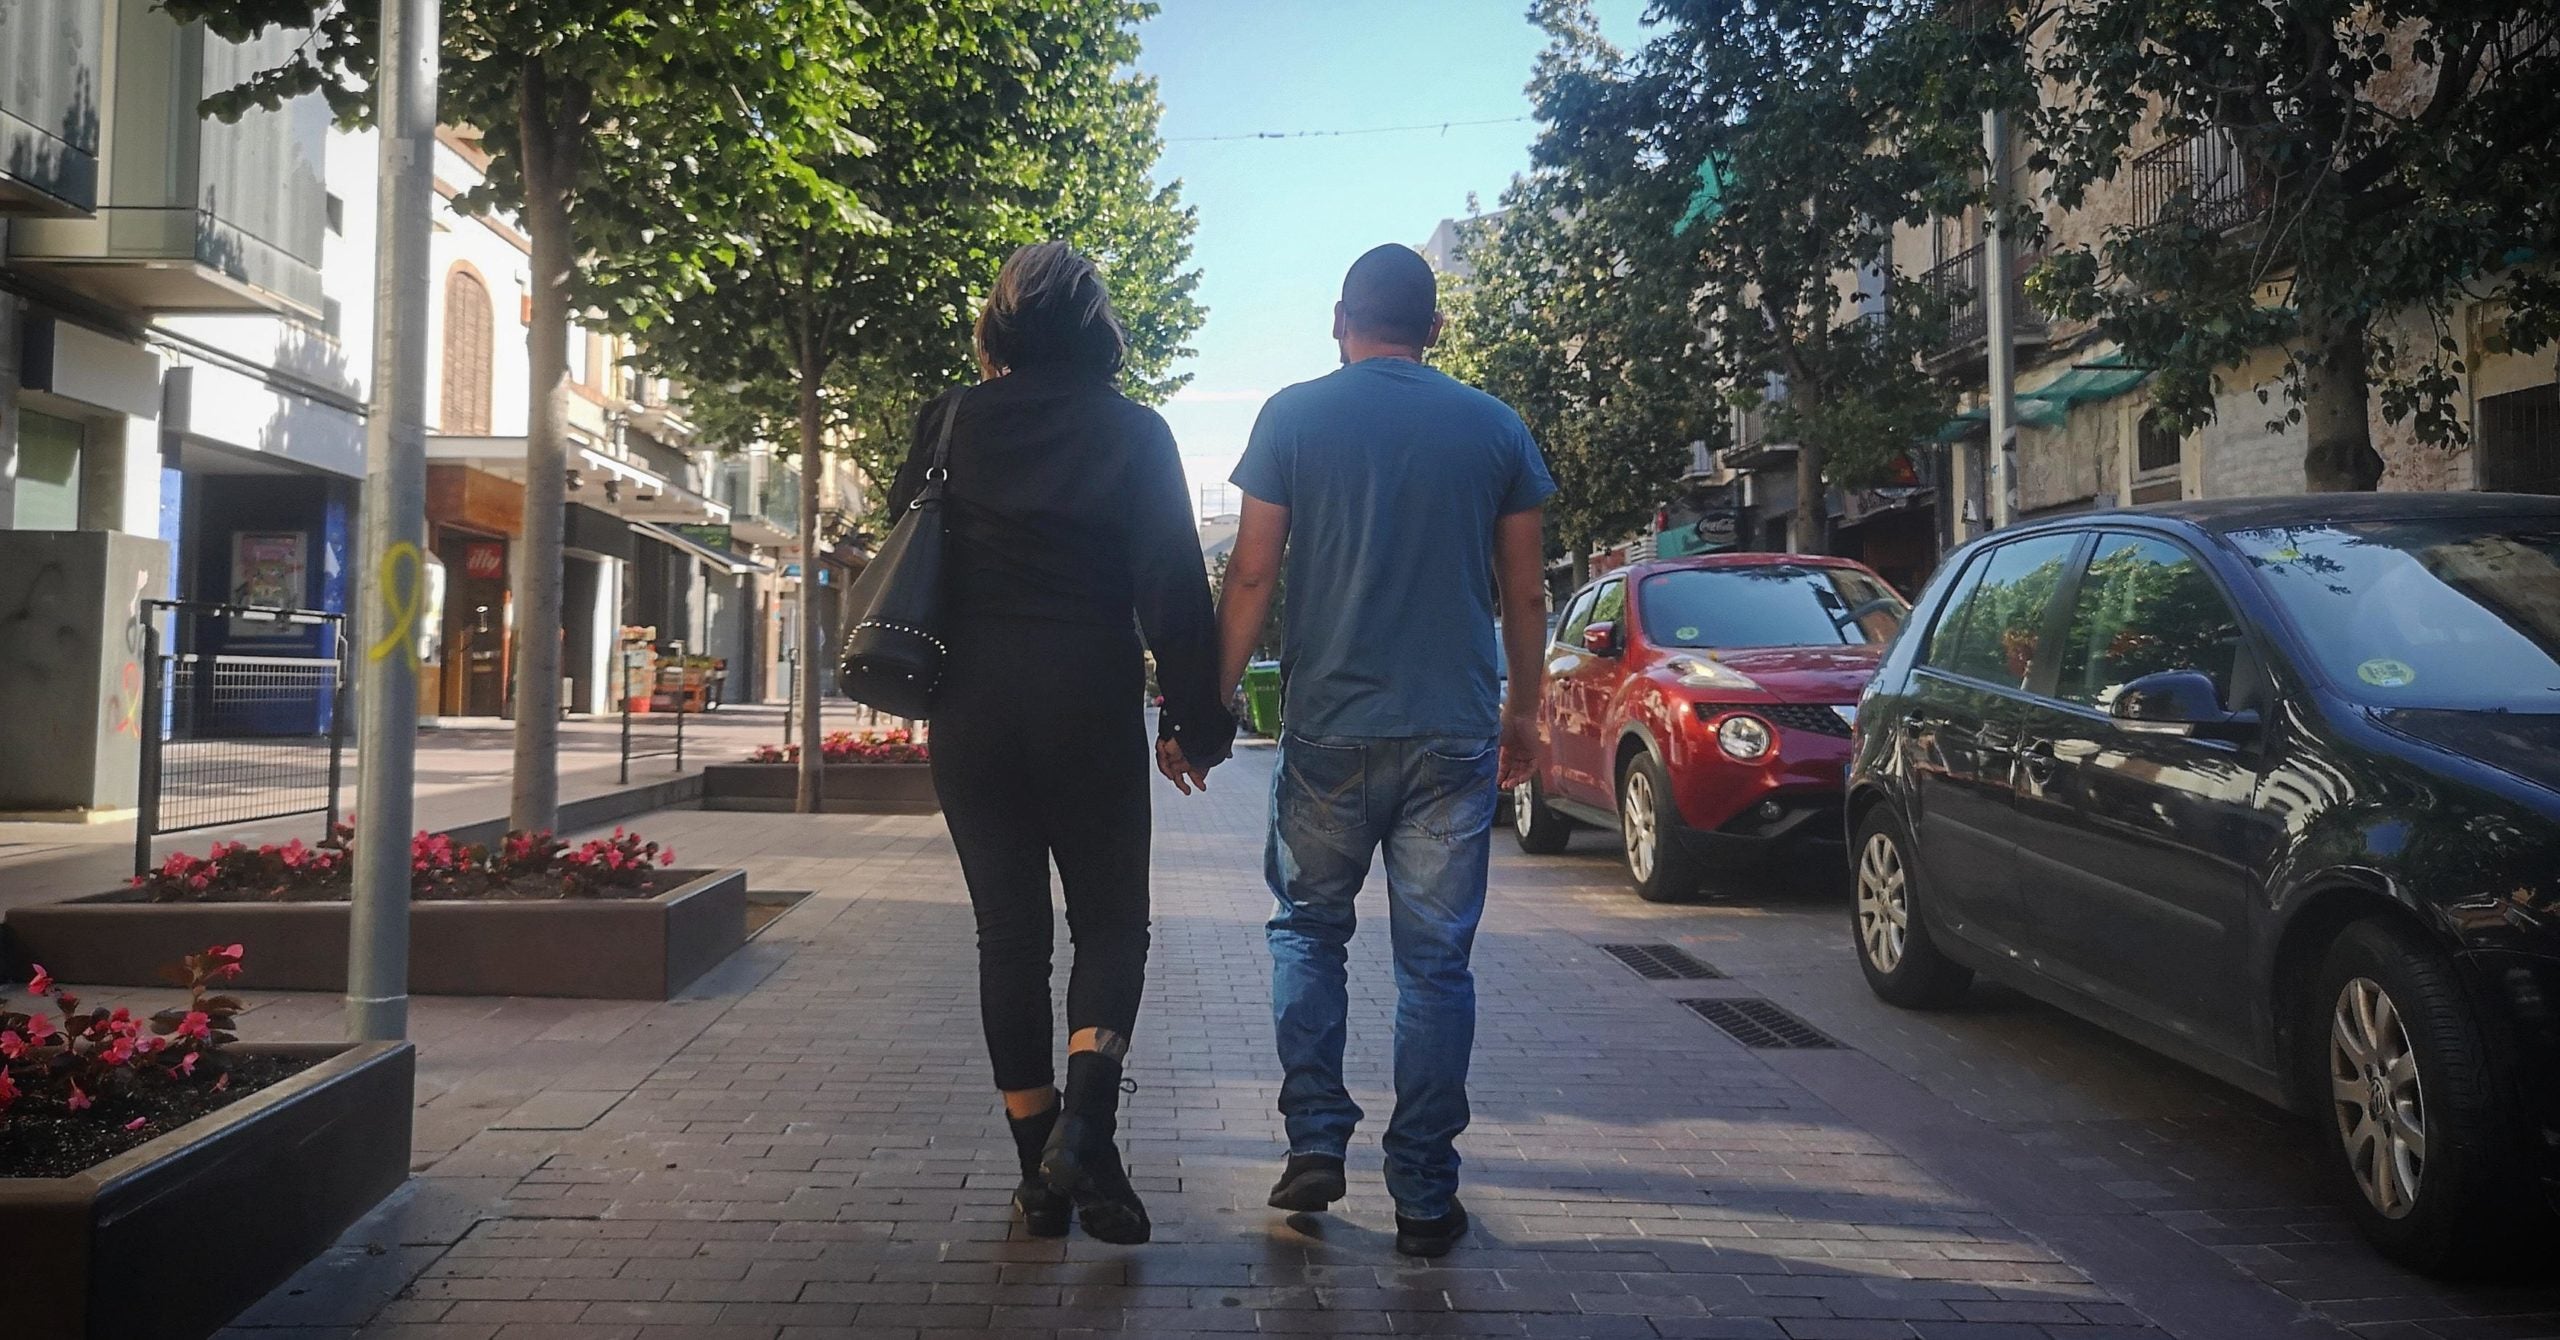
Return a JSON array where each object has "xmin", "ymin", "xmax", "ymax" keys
[
  {"xmin": 1716, "ymin": 714, "xmax": 1774, "ymax": 762},
  {"xmin": 1666, "ymin": 655, "xmax": 1761, "ymax": 691}
]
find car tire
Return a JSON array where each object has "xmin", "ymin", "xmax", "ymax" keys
[
  {"xmin": 2305, "ymin": 917, "xmax": 2540, "ymax": 1275},
  {"xmin": 1849, "ymin": 808, "xmax": 1972, "ymax": 1009},
  {"xmin": 1619, "ymin": 753, "xmax": 1703, "ymax": 903},
  {"xmin": 1512, "ymin": 776, "xmax": 1573, "ymax": 854}
]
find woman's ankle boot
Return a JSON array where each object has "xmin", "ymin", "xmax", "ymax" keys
[
  {"xmin": 1006, "ymin": 1106, "xmax": 1072, "ymax": 1237},
  {"xmin": 1039, "ymin": 1050, "xmax": 1151, "ymax": 1244}
]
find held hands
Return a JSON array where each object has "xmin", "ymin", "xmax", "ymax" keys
[
  {"xmin": 1157, "ymin": 738, "xmax": 1213, "ymax": 795},
  {"xmin": 1497, "ymin": 707, "xmax": 1542, "ymax": 791}
]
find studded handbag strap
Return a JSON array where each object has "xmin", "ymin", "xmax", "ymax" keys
[{"xmin": 913, "ymin": 389, "xmax": 963, "ymax": 510}]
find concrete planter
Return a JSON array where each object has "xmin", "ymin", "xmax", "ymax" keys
[
  {"xmin": 4, "ymin": 869, "xmax": 747, "ymax": 999},
  {"xmin": 3, "ymin": 1041, "xmax": 414, "ymax": 1340},
  {"xmin": 700, "ymin": 762, "xmax": 939, "ymax": 815}
]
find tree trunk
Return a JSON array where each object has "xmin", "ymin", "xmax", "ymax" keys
[
  {"xmin": 508, "ymin": 60, "xmax": 581, "ymax": 834},
  {"xmin": 793, "ymin": 360, "xmax": 825, "ymax": 815},
  {"xmin": 2302, "ymin": 317, "xmax": 2382, "ymax": 492},
  {"xmin": 1793, "ymin": 440, "xmax": 1828, "ymax": 554},
  {"xmin": 1568, "ymin": 548, "xmax": 1590, "ymax": 589}
]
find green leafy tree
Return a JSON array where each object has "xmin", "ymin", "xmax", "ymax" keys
[
  {"xmin": 2017, "ymin": 0, "xmax": 2560, "ymax": 490},
  {"xmin": 170, "ymin": 0, "xmax": 867, "ymax": 831},
  {"xmin": 588, "ymin": 0, "xmax": 1200, "ymax": 810},
  {"xmin": 1564, "ymin": 0, "xmax": 1968, "ymax": 552},
  {"xmin": 1436, "ymin": 5, "xmax": 1715, "ymax": 572}
]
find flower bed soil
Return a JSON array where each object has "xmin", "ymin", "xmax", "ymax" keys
[
  {"xmin": 6, "ymin": 869, "xmax": 750, "ymax": 999},
  {"xmin": 0, "ymin": 1052, "xmax": 313, "ymax": 1178},
  {"xmin": 700, "ymin": 762, "xmax": 939, "ymax": 815}
]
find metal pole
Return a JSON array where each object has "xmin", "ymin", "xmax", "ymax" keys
[
  {"xmin": 324, "ymin": 617, "xmax": 348, "ymax": 835},
  {"xmin": 347, "ymin": 0, "xmax": 439, "ymax": 1043},
  {"xmin": 133, "ymin": 610, "xmax": 163, "ymax": 879},
  {"xmin": 675, "ymin": 681, "xmax": 686, "ymax": 772},
  {"xmin": 1981, "ymin": 106, "xmax": 2020, "ymax": 532},
  {"xmin": 619, "ymin": 692, "xmax": 631, "ymax": 785}
]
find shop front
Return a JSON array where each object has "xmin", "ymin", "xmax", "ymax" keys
[{"xmin": 424, "ymin": 464, "xmax": 519, "ymax": 720}]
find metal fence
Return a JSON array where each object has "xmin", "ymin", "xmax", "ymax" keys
[
  {"xmin": 2131, "ymin": 130, "xmax": 2267, "ymax": 237},
  {"xmin": 134, "ymin": 600, "xmax": 349, "ymax": 875}
]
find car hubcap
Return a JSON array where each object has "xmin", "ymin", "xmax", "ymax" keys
[
  {"xmin": 1856, "ymin": 832, "xmax": 1908, "ymax": 973},
  {"xmin": 1623, "ymin": 770, "xmax": 1656, "ymax": 883},
  {"xmin": 2329, "ymin": 976, "xmax": 2426, "ymax": 1218},
  {"xmin": 1514, "ymin": 783, "xmax": 1536, "ymax": 839}
]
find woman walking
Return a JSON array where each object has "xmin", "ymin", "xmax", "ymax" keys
[{"xmin": 886, "ymin": 242, "xmax": 1233, "ymax": 1244}]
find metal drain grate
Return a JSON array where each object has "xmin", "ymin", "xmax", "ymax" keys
[
  {"xmin": 1599, "ymin": 943, "xmax": 1725, "ymax": 981},
  {"xmin": 1680, "ymin": 997, "xmax": 1840, "ymax": 1049}
]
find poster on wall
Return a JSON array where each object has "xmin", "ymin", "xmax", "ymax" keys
[{"xmin": 229, "ymin": 532, "xmax": 308, "ymax": 631}]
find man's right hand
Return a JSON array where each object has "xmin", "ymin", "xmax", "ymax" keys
[{"xmin": 1497, "ymin": 708, "xmax": 1542, "ymax": 791}]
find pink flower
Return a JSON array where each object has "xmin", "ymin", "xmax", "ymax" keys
[
  {"xmin": 659, "ymin": 849, "xmax": 676, "ymax": 867},
  {"xmin": 24, "ymin": 1012, "xmax": 57, "ymax": 1045},
  {"xmin": 176, "ymin": 1051, "xmax": 198, "ymax": 1076},
  {"xmin": 0, "ymin": 1070, "xmax": 17, "ymax": 1109},
  {"xmin": 27, "ymin": 964, "xmax": 52, "ymax": 996},
  {"xmin": 66, "ymin": 1081, "xmax": 91, "ymax": 1111},
  {"xmin": 100, "ymin": 1037, "xmax": 135, "ymax": 1066},
  {"xmin": 212, "ymin": 1072, "xmax": 231, "ymax": 1092},
  {"xmin": 0, "ymin": 1030, "xmax": 23, "ymax": 1060},
  {"xmin": 138, "ymin": 1035, "xmax": 168, "ymax": 1055},
  {"xmin": 175, "ymin": 1011, "xmax": 212, "ymax": 1042},
  {"xmin": 124, "ymin": 1116, "xmax": 147, "ymax": 1131}
]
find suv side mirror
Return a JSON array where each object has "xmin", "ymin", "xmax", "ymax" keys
[
  {"xmin": 2112, "ymin": 669, "xmax": 2251, "ymax": 738},
  {"xmin": 1582, "ymin": 621, "xmax": 1622, "ymax": 657}
]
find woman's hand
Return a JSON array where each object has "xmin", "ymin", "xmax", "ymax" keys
[{"xmin": 1156, "ymin": 738, "xmax": 1211, "ymax": 795}]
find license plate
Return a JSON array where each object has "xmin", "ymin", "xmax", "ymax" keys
[{"xmin": 1832, "ymin": 704, "xmax": 1859, "ymax": 730}]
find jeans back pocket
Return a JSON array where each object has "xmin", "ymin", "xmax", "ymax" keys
[
  {"xmin": 1406, "ymin": 739, "xmax": 1498, "ymax": 840},
  {"xmin": 1280, "ymin": 735, "xmax": 1367, "ymax": 836}
]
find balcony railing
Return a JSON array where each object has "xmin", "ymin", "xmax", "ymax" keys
[
  {"xmin": 1918, "ymin": 241, "xmax": 2051, "ymax": 360},
  {"xmin": 715, "ymin": 458, "xmax": 801, "ymax": 544},
  {"xmin": 2131, "ymin": 131, "xmax": 2269, "ymax": 236}
]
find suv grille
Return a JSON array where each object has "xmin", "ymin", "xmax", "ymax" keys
[{"xmin": 1761, "ymin": 703, "xmax": 1855, "ymax": 738}]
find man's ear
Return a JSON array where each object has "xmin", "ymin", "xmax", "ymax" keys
[
  {"xmin": 1424, "ymin": 310, "xmax": 1445, "ymax": 348},
  {"xmin": 1332, "ymin": 301, "xmax": 1349, "ymax": 341}
]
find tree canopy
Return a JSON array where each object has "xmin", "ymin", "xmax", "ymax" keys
[{"xmin": 2016, "ymin": 0, "xmax": 2560, "ymax": 489}]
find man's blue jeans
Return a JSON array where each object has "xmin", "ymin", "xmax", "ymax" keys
[{"xmin": 1266, "ymin": 731, "xmax": 1496, "ymax": 1220}]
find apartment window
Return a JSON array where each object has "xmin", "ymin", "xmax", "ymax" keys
[
  {"xmin": 2136, "ymin": 410, "xmax": 2183, "ymax": 473},
  {"xmin": 568, "ymin": 324, "xmax": 591, "ymax": 386},
  {"xmin": 441, "ymin": 269, "xmax": 495, "ymax": 435},
  {"xmin": 2479, "ymin": 383, "xmax": 2560, "ymax": 494},
  {"xmin": 325, "ymin": 192, "xmax": 345, "ymax": 236},
  {"xmin": 14, "ymin": 411, "xmax": 85, "ymax": 530}
]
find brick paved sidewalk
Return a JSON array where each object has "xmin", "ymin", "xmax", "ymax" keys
[{"xmin": 221, "ymin": 739, "xmax": 2192, "ymax": 1340}]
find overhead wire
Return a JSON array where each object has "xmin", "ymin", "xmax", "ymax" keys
[{"xmin": 1167, "ymin": 115, "xmax": 1532, "ymax": 143}]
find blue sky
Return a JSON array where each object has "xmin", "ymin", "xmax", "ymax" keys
[{"xmin": 1133, "ymin": 1, "xmax": 1647, "ymax": 515}]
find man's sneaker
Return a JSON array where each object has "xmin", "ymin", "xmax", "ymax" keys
[
  {"xmin": 1394, "ymin": 1199, "xmax": 1469, "ymax": 1258},
  {"xmin": 1266, "ymin": 1153, "xmax": 1348, "ymax": 1212}
]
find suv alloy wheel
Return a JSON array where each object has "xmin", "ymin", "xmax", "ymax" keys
[
  {"xmin": 1512, "ymin": 776, "xmax": 1573, "ymax": 854},
  {"xmin": 1619, "ymin": 753, "xmax": 1704, "ymax": 903}
]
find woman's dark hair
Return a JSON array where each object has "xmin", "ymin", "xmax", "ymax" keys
[{"xmin": 974, "ymin": 241, "xmax": 1128, "ymax": 381}]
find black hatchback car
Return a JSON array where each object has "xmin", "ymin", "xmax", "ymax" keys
[{"xmin": 1847, "ymin": 493, "xmax": 2560, "ymax": 1273}]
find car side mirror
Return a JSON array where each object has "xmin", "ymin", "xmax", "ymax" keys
[
  {"xmin": 1582, "ymin": 621, "xmax": 1622, "ymax": 657},
  {"xmin": 2111, "ymin": 669, "xmax": 2252, "ymax": 738}
]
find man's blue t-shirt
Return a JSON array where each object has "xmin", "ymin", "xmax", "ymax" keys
[{"xmin": 1231, "ymin": 357, "xmax": 1555, "ymax": 739}]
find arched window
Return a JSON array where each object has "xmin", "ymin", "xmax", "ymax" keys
[{"xmin": 441, "ymin": 268, "xmax": 494, "ymax": 435}]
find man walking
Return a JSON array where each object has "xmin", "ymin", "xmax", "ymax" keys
[{"xmin": 1163, "ymin": 243, "xmax": 1553, "ymax": 1257}]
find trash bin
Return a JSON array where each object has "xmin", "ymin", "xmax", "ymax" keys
[{"xmin": 1243, "ymin": 661, "xmax": 1283, "ymax": 737}]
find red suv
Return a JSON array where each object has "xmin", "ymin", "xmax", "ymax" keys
[{"xmin": 1512, "ymin": 554, "xmax": 1909, "ymax": 901}]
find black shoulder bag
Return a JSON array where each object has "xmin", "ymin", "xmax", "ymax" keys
[{"xmin": 835, "ymin": 390, "xmax": 961, "ymax": 718}]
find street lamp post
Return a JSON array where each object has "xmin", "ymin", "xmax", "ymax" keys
[{"xmin": 346, "ymin": 0, "xmax": 440, "ymax": 1042}]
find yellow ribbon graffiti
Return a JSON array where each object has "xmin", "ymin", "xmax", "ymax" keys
[{"xmin": 367, "ymin": 541, "xmax": 424, "ymax": 664}]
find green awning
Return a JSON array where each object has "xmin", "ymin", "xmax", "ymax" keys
[{"xmin": 1930, "ymin": 353, "xmax": 2151, "ymax": 440}]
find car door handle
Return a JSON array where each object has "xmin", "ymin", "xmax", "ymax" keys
[{"xmin": 2018, "ymin": 738, "xmax": 2058, "ymax": 788}]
